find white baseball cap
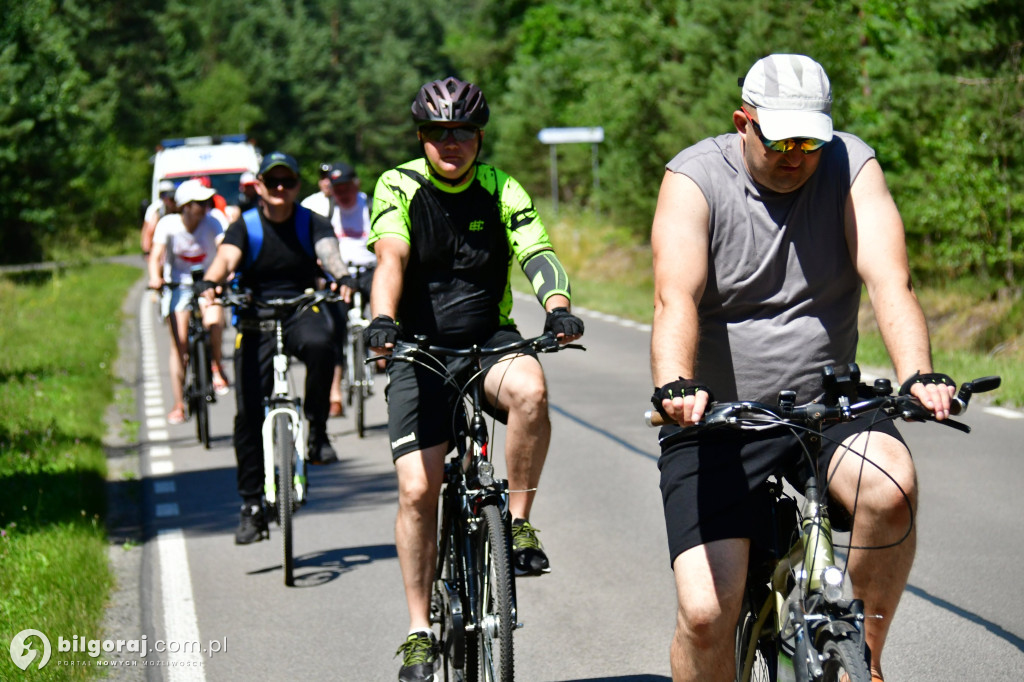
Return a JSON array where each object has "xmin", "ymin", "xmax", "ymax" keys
[
  {"xmin": 741, "ymin": 54, "xmax": 833, "ymax": 142},
  {"xmin": 174, "ymin": 179, "xmax": 216, "ymax": 206}
]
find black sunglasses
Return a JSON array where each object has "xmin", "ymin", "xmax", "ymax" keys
[
  {"xmin": 261, "ymin": 175, "xmax": 299, "ymax": 189},
  {"xmin": 420, "ymin": 125, "xmax": 480, "ymax": 143}
]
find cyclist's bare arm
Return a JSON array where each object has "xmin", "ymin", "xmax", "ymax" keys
[
  {"xmin": 201, "ymin": 243, "xmax": 243, "ymax": 301},
  {"xmin": 147, "ymin": 242, "xmax": 167, "ymax": 291},
  {"xmin": 368, "ymin": 236, "xmax": 409, "ymax": 350},
  {"xmin": 844, "ymin": 159, "xmax": 954, "ymax": 418},
  {"xmin": 313, "ymin": 236, "xmax": 353, "ymax": 302},
  {"xmin": 650, "ymin": 170, "xmax": 711, "ymax": 425}
]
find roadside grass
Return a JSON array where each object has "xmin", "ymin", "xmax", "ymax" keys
[
  {"xmin": 0, "ymin": 263, "xmax": 139, "ymax": 680},
  {"xmin": 531, "ymin": 201, "xmax": 1022, "ymax": 406}
]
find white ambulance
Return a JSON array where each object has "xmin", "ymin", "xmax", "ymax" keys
[{"xmin": 150, "ymin": 134, "xmax": 261, "ymax": 208}]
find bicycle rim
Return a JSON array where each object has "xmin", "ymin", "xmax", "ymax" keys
[
  {"xmin": 274, "ymin": 413, "xmax": 295, "ymax": 586},
  {"xmin": 193, "ymin": 336, "xmax": 211, "ymax": 448},
  {"xmin": 476, "ymin": 504, "xmax": 514, "ymax": 682},
  {"xmin": 354, "ymin": 332, "xmax": 366, "ymax": 438},
  {"xmin": 819, "ymin": 636, "xmax": 870, "ymax": 682},
  {"xmin": 735, "ymin": 591, "xmax": 776, "ymax": 682}
]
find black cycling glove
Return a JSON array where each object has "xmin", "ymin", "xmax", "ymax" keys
[
  {"xmin": 364, "ymin": 315, "xmax": 399, "ymax": 348},
  {"xmin": 337, "ymin": 274, "xmax": 357, "ymax": 291},
  {"xmin": 544, "ymin": 307, "xmax": 584, "ymax": 338},
  {"xmin": 898, "ymin": 371, "xmax": 955, "ymax": 395},
  {"xmin": 651, "ymin": 377, "xmax": 714, "ymax": 420},
  {"xmin": 192, "ymin": 279, "xmax": 216, "ymax": 295}
]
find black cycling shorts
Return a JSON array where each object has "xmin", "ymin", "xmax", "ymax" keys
[
  {"xmin": 384, "ymin": 327, "xmax": 537, "ymax": 461},
  {"xmin": 657, "ymin": 414, "xmax": 907, "ymax": 566}
]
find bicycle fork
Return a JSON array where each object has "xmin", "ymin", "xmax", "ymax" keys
[{"xmin": 262, "ymin": 346, "xmax": 306, "ymax": 508}]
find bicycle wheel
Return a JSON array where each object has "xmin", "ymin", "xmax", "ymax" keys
[
  {"xmin": 434, "ymin": 508, "xmax": 474, "ymax": 682},
  {"xmin": 735, "ymin": 588, "xmax": 776, "ymax": 682},
  {"xmin": 192, "ymin": 333, "xmax": 212, "ymax": 448},
  {"xmin": 273, "ymin": 412, "xmax": 296, "ymax": 586},
  {"xmin": 818, "ymin": 635, "xmax": 870, "ymax": 682},
  {"xmin": 475, "ymin": 504, "xmax": 514, "ymax": 682},
  {"xmin": 352, "ymin": 330, "xmax": 366, "ymax": 438}
]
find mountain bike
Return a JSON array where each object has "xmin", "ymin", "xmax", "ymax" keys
[
  {"xmin": 341, "ymin": 264, "xmax": 373, "ymax": 438},
  {"xmin": 646, "ymin": 364, "xmax": 1000, "ymax": 682},
  {"xmin": 219, "ymin": 287, "xmax": 339, "ymax": 587},
  {"xmin": 387, "ymin": 331, "xmax": 584, "ymax": 682}
]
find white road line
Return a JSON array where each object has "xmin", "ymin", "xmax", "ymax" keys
[
  {"xmin": 156, "ymin": 528, "xmax": 206, "ymax": 680},
  {"xmin": 984, "ymin": 406, "xmax": 1023, "ymax": 420},
  {"xmin": 154, "ymin": 481, "xmax": 177, "ymax": 494},
  {"xmin": 155, "ymin": 503, "xmax": 181, "ymax": 518},
  {"xmin": 141, "ymin": 296, "xmax": 204, "ymax": 679}
]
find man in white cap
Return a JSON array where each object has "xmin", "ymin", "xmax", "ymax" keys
[{"xmin": 650, "ymin": 54, "xmax": 953, "ymax": 682}]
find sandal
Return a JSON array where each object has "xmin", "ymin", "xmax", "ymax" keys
[
  {"xmin": 167, "ymin": 407, "xmax": 186, "ymax": 425},
  {"xmin": 212, "ymin": 371, "xmax": 230, "ymax": 396}
]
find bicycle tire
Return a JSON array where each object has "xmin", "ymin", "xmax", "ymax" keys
[
  {"xmin": 353, "ymin": 330, "xmax": 366, "ymax": 438},
  {"xmin": 735, "ymin": 590, "xmax": 776, "ymax": 682},
  {"xmin": 475, "ymin": 504, "xmax": 514, "ymax": 682},
  {"xmin": 273, "ymin": 412, "xmax": 296, "ymax": 586},
  {"xmin": 818, "ymin": 635, "xmax": 870, "ymax": 682},
  {"xmin": 193, "ymin": 333, "xmax": 212, "ymax": 448}
]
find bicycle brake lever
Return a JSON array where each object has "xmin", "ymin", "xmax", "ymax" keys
[{"xmin": 937, "ymin": 418, "xmax": 971, "ymax": 434}]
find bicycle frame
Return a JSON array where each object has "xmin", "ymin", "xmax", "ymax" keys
[{"xmin": 261, "ymin": 318, "xmax": 306, "ymax": 509}]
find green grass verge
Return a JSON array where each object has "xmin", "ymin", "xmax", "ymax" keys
[
  {"xmin": 0, "ymin": 263, "xmax": 139, "ymax": 680},
  {"xmin": 530, "ymin": 201, "xmax": 1022, "ymax": 406}
]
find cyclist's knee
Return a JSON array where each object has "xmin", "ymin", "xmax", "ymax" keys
[{"xmin": 674, "ymin": 599, "xmax": 736, "ymax": 652}]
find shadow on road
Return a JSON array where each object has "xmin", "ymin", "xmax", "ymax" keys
[
  {"xmin": 247, "ymin": 543, "xmax": 399, "ymax": 586},
  {"xmin": 124, "ymin": 451, "xmax": 397, "ymax": 541}
]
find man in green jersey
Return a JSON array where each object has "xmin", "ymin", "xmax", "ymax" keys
[{"xmin": 365, "ymin": 76, "xmax": 584, "ymax": 682}]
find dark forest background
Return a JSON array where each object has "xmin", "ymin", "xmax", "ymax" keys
[{"xmin": 2, "ymin": 0, "xmax": 1022, "ymax": 289}]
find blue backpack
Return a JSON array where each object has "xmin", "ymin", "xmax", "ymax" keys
[{"xmin": 240, "ymin": 206, "xmax": 315, "ymax": 271}]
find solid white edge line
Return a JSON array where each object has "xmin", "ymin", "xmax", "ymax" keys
[
  {"xmin": 157, "ymin": 528, "xmax": 207, "ymax": 680},
  {"xmin": 142, "ymin": 296, "xmax": 205, "ymax": 680}
]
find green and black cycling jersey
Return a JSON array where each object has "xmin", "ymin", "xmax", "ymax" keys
[{"xmin": 368, "ymin": 158, "xmax": 571, "ymax": 346}]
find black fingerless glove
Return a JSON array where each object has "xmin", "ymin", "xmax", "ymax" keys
[
  {"xmin": 192, "ymin": 279, "xmax": 216, "ymax": 295},
  {"xmin": 651, "ymin": 377, "xmax": 714, "ymax": 420},
  {"xmin": 544, "ymin": 307, "xmax": 584, "ymax": 337},
  {"xmin": 898, "ymin": 371, "xmax": 955, "ymax": 395},
  {"xmin": 363, "ymin": 314, "xmax": 399, "ymax": 348},
  {"xmin": 337, "ymin": 274, "xmax": 357, "ymax": 291}
]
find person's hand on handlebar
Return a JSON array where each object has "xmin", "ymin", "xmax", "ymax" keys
[
  {"xmin": 364, "ymin": 314, "xmax": 400, "ymax": 353},
  {"xmin": 652, "ymin": 378, "xmax": 714, "ymax": 426},
  {"xmin": 329, "ymin": 274, "xmax": 356, "ymax": 304},
  {"xmin": 900, "ymin": 371, "xmax": 956, "ymax": 421},
  {"xmin": 544, "ymin": 307, "xmax": 584, "ymax": 344}
]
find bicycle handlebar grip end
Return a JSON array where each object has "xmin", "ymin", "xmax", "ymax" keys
[{"xmin": 645, "ymin": 409, "xmax": 666, "ymax": 427}]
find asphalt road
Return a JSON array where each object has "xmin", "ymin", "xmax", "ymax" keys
[{"xmin": 109, "ymin": 276, "xmax": 1024, "ymax": 681}]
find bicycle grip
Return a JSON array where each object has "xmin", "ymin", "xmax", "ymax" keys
[{"xmin": 644, "ymin": 409, "xmax": 669, "ymax": 427}]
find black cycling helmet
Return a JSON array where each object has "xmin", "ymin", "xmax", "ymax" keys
[{"xmin": 411, "ymin": 77, "xmax": 490, "ymax": 128}]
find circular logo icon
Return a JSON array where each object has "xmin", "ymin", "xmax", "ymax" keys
[{"xmin": 9, "ymin": 629, "xmax": 52, "ymax": 670}]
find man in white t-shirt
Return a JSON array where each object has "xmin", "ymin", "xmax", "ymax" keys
[
  {"xmin": 148, "ymin": 179, "xmax": 230, "ymax": 424},
  {"xmin": 300, "ymin": 162, "xmax": 334, "ymax": 216},
  {"xmin": 306, "ymin": 161, "xmax": 376, "ymax": 417}
]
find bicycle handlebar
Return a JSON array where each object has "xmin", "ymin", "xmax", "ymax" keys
[
  {"xmin": 215, "ymin": 288, "xmax": 339, "ymax": 312},
  {"xmin": 387, "ymin": 331, "xmax": 585, "ymax": 363},
  {"xmin": 645, "ymin": 374, "xmax": 1002, "ymax": 434}
]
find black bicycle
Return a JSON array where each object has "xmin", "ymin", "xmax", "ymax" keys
[
  {"xmin": 646, "ymin": 364, "xmax": 1000, "ymax": 682},
  {"xmin": 158, "ymin": 266, "xmax": 217, "ymax": 447},
  {"xmin": 341, "ymin": 264, "xmax": 373, "ymax": 438},
  {"xmin": 387, "ymin": 332, "xmax": 583, "ymax": 682}
]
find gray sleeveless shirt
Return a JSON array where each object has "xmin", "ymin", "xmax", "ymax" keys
[{"xmin": 666, "ymin": 132, "xmax": 875, "ymax": 403}]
